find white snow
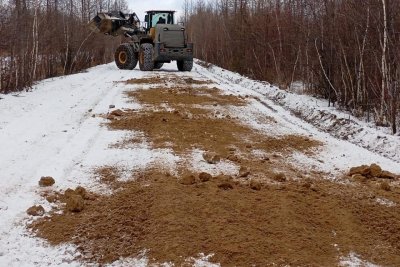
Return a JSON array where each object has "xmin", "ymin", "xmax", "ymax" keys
[
  {"xmin": 0, "ymin": 64, "xmax": 182, "ymax": 266},
  {"xmin": 376, "ymin": 197, "xmax": 397, "ymax": 207},
  {"xmin": 196, "ymin": 60, "xmax": 400, "ymax": 164},
  {"xmin": 339, "ymin": 252, "xmax": 380, "ymax": 267},
  {"xmin": 193, "ymin": 61, "xmax": 400, "ymax": 178},
  {"xmin": 186, "ymin": 149, "xmax": 239, "ymax": 177},
  {"xmin": 1, "ymin": 60, "xmax": 399, "ymax": 266}
]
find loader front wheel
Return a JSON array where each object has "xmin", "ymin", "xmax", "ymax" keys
[
  {"xmin": 177, "ymin": 60, "xmax": 193, "ymax": 72},
  {"xmin": 114, "ymin": 44, "xmax": 137, "ymax": 70},
  {"xmin": 139, "ymin": 43, "xmax": 154, "ymax": 71}
]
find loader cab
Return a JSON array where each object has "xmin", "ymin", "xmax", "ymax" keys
[{"xmin": 144, "ymin": 10, "xmax": 175, "ymax": 31}]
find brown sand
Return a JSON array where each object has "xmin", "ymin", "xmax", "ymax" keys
[
  {"xmin": 29, "ymin": 75, "xmax": 400, "ymax": 266},
  {"xmin": 32, "ymin": 170, "xmax": 400, "ymax": 266},
  {"xmin": 125, "ymin": 75, "xmax": 212, "ymax": 85},
  {"xmin": 127, "ymin": 87, "xmax": 246, "ymax": 107}
]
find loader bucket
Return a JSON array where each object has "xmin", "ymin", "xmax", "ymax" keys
[
  {"xmin": 88, "ymin": 12, "xmax": 127, "ymax": 36},
  {"xmin": 88, "ymin": 14, "xmax": 103, "ymax": 33}
]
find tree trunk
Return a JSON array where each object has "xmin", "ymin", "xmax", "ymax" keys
[{"xmin": 381, "ymin": 0, "xmax": 388, "ymax": 121}]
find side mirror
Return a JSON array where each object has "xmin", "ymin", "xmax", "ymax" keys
[{"xmin": 144, "ymin": 14, "xmax": 149, "ymax": 23}]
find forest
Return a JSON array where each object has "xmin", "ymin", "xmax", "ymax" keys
[
  {"xmin": 0, "ymin": 0, "xmax": 399, "ymax": 134},
  {"xmin": 184, "ymin": 0, "xmax": 400, "ymax": 134},
  {"xmin": 0, "ymin": 0, "xmax": 128, "ymax": 94}
]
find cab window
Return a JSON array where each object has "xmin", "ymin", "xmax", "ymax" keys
[{"xmin": 151, "ymin": 13, "xmax": 173, "ymax": 26}]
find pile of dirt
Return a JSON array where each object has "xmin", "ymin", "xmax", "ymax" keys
[
  {"xmin": 349, "ymin": 164, "xmax": 399, "ymax": 181},
  {"xmin": 126, "ymin": 87, "xmax": 246, "ymax": 107},
  {"xmin": 115, "ymin": 85, "xmax": 320, "ymax": 159},
  {"xmin": 108, "ymin": 85, "xmax": 309, "ymax": 185},
  {"xmin": 108, "ymin": 106, "xmax": 320, "ymax": 181},
  {"xmin": 31, "ymin": 170, "xmax": 400, "ymax": 266},
  {"xmin": 125, "ymin": 76, "xmax": 169, "ymax": 85},
  {"xmin": 40, "ymin": 186, "xmax": 95, "ymax": 213},
  {"xmin": 125, "ymin": 75, "xmax": 212, "ymax": 86}
]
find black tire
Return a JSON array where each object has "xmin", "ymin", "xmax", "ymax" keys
[
  {"xmin": 139, "ymin": 43, "xmax": 154, "ymax": 71},
  {"xmin": 114, "ymin": 44, "xmax": 137, "ymax": 70},
  {"xmin": 154, "ymin": 62, "xmax": 164, "ymax": 70},
  {"xmin": 177, "ymin": 60, "xmax": 193, "ymax": 72}
]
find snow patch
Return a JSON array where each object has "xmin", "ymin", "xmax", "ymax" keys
[
  {"xmin": 188, "ymin": 149, "xmax": 239, "ymax": 177},
  {"xmin": 339, "ymin": 252, "xmax": 380, "ymax": 267},
  {"xmin": 376, "ymin": 197, "xmax": 396, "ymax": 207}
]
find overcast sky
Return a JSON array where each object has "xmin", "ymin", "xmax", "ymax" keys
[{"xmin": 126, "ymin": 0, "xmax": 184, "ymax": 21}]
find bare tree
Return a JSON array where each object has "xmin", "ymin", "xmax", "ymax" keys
[{"xmin": 185, "ymin": 0, "xmax": 400, "ymax": 134}]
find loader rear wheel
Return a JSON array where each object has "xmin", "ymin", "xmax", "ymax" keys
[
  {"xmin": 139, "ymin": 43, "xmax": 154, "ymax": 71},
  {"xmin": 154, "ymin": 62, "xmax": 164, "ymax": 70},
  {"xmin": 177, "ymin": 60, "xmax": 193, "ymax": 72},
  {"xmin": 114, "ymin": 44, "xmax": 137, "ymax": 70}
]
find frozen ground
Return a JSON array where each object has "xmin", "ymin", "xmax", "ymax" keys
[{"xmin": 0, "ymin": 61, "xmax": 399, "ymax": 266}]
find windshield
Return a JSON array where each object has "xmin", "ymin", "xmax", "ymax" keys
[{"xmin": 150, "ymin": 12, "xmax": 174, "ymax": 27}]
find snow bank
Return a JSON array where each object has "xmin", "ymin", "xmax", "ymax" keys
[{"xmin": 197, "ymin": 60, "xmax": 400, "ymax": 163}]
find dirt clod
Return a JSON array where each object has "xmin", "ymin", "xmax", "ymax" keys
[
  {"xmin": 202, "ymin": 152, "xmax": 221, "ymax": 164},
  {"xmin": 180, "ymin": 175, "xmax": 196, "ymax": 185},
  {"xmin": 227, "ymin": 154, "xmax": 240, "ymax": 162},
  {"xmin": 39, "ymin": 176, "xmax": 55, "ymax": 187},
  {"xmin": 380, "ymin": 170, "xmax": 397, "ymax": 179},
  {"xmin": 349, "ymin": 164, "xmax": 398, "ymax": 180},
  {"xmin": 380, "ymin": 181, "xmax": 391, "ymax": 191},
  {"xmin": 218, "ymin": 182, "xmax": 234, "ymax": 190},
  {"xmin": 349, "ymin": 165, "xmax": 370, "ymax": 176},
  {"xmin": 273, "ymin": 172, "xmax": 287, "ymax": 182},
  {"xmin": 75, "ymin": 186, "xmax": 87, "ymax": 199},
  {"xmin": 352, "ymin": 174, "xmax": 367, "ymax": 182},
  {"xmin": 46, "ymin": 195, "xmax": 58, "ymax": 203},
  {"xmin": 199, "ymin": 172, "xmax": 212, "ymax": 182},
  {"xmin": 66, "ymin": 194, "xmax": 85, "ymax": 212},
  {"xmin": 249, "ymin": 180, "xmax": 262, "ymax": 191},
  {"xmin": 27, "ymin": 205, "xmax": 45, "ymax": 216},
  {"xmin": 239, "ymin": 166, "xmax": 251, "ymax": 178},
  {"xmin": 106, "ymin": 114, "xmax": 116, "ymax": 120},
  {"xmin": 370, "ymin": 164, "xmax": 383, "ymax": 177},
  {"xmin": 64, "ymin": 188, "xmax": 76, "ymax": 198},
  {"xmin": 110, "ymin": 109, "xmax": 124, "ymax": 117}
]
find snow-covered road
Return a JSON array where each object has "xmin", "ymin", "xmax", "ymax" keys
[
  {"xmin": 0, "ymin": 64, "xmax": 148, "ymax": 266},
  {"xmin": 0, "ymin": 62, "xmax": 399, "ymax": 266}
]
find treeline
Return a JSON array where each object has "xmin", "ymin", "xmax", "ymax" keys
[
  {"xmin": 0, "ymin": 0, "xmax": 128, "ymax": 94},
  {"xmin": 184, "ymin": 0, "xmax": 400, "ymax": 134}
]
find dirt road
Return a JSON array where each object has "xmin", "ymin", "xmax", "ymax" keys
[{"xmin": 1, "ymin": 62, "xmax": 400, "ymax": 266}]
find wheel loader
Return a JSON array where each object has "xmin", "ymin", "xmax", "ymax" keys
[{"xmin": 88, "ymin": 10, "xmax": 194, "ymax": 72}]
